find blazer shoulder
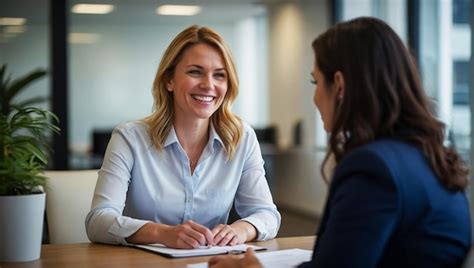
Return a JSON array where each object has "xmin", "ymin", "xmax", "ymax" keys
[
  {"xmin": 333, "ymin": 139, "xmax": 419, "ymax": 188},
  {"xmin": 339, "ymin": 139, "xmax": 421, "ymax": 169}
]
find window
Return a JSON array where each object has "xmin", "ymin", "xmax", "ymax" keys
[
  {"xmin": 419, "ymin": 0, "xmax": 471, "ymax": 163},
  {"xmin": 453, "ymin": 0, "xmax": 471, "ymax": 24},
  {"xmin": 453, "ymin": 61, "xmax": 470, "ymax": 105}
]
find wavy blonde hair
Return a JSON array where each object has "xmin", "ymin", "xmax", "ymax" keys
[{"xmin": 144, "ymin": 25, "xmax": 242, "ymax": 158}]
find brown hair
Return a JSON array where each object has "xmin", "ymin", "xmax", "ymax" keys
[
  {"xmin": 144, "ymin": 25, "xmax": 242, "ymax": 158},
  {"xmin": 313, "ymin": 17, "xmax": 468, "ymax": 191}
]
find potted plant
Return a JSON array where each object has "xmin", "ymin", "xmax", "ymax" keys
[{"xmin": 0, "ymin": 64, "xmax": 60, "ymax": 262}]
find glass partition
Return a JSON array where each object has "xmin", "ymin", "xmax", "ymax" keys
[{"xmin": 0, "ymin": 0, "xmax": 50, "ymax": 110}]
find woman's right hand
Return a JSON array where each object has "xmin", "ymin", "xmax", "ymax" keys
[{"xmin": 159, "ymin": 220, "xmax": 214, "ymax": 249}]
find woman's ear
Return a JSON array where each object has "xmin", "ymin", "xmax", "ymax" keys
[
  {"xmin": 166, "ymin": 80, "xmax": 174, "ymax": 92},
  {"xmin": 333, "ymin": 71, "xmax": 345, "ymax": 99}
]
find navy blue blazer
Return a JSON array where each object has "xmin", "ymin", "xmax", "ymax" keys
[{"xmin": 299, "ymin": 139, "xmax": 471, "ymax": 268}]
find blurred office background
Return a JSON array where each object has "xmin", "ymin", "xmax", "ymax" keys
[{"xmin": 0, "ymin": 0, "xmax": 472, "ymax": 238}]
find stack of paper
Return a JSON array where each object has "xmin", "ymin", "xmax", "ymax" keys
[
  {"xmin": 133, "ymin": 243, "xmax": 266, "ymax": 258},
  {"xmin": 187, "ymin": 248, "xmax": 313, "ymax": 268}
]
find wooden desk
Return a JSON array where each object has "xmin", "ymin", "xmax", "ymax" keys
[{"xmin": 0, "ymin": 236, "xmax": 315, "ymax": 268}]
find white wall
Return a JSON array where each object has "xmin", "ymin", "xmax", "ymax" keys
[
  {"xmin": 267, "ymin": 0, "xmax": 331, "ymax": 217},
  {"xmin": 233, "ymin": 15, "xmax": 269, "ymax": 128},
  {"xmin": 267, "ymin": 0, "xmax": 330, "ymax": 149},
  {"xmin": 268, "ymin": 2, "xmax": 306, "ymax": 149}
]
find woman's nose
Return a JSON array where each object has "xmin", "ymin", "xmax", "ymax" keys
[{"xmin": 199, "ymin": 75, "xmax": 214, "ymax": 90}]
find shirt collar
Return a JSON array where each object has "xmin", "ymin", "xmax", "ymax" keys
[
  {"xmin": 163, "ymin": 122, "xmax": 224, "ymax": 148},
  {"xmin": 209, "ymin": 122, "xmax": 224, "ymax": 148},
  {"xmin": 163, "ymin": 127, "xmax": 179, "ymax": 148}
]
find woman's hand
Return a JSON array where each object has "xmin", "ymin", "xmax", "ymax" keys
[
  {"xmin": 127, "ymin": 220, "xmax": 255, "ymax": 248},
  {"xmin": 211, "ymin": 221, "xmax": 257, "ymax": 246},
  {"xmin": 211, "ymin": 224, "xmax": 242, "ymax": 246},
  {"xmin": 209, "ymin": 248, "xmax": 263, "ymax": 268},
  {"xmin": 159, "ymin": 220, "xmax": 214, "ymax": 249}
]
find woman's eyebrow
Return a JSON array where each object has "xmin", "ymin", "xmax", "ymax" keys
[
  {"xmin": 185, "ymin": 64, "xmax": 204, "ymax": 69},
  {"xmin": 185, "ymin": 65, "xmax": 226, "ymax": 71}
]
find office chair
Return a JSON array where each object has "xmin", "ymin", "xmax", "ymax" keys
[
  {"xmin": 44, "ymin": 170, "xmax": 98, "ymax": 244},
  {"xmin": 254, "ymin": 126, "xmax": 277, "ymax": 145},
  {"xmin": 92, "ymin": 129, "xmax": 113, "ymax": 158},
  {"xmin": 88, "ymin": 129, "xmax": 114, "ymax": 169}
]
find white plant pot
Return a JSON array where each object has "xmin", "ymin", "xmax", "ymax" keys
[{"xmin": 0, "ymin": 192, "xmax": 45, "ymax": 262}]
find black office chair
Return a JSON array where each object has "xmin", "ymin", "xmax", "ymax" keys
[
  {"xmin": 90, "ymin": 128, "xmax": 114, "ymax": 168},
  {"xmin": 254, "ymin": 126, "xmax": 277, "ymax": 145},
  {"xmin": 92, "ymin": 129, "xmax": 114, "ymax": 157},
  {"xmin": 293, "ymin": 120, "xmax": 303, "ymax": 146}
]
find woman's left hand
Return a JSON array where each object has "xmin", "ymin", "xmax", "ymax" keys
[{"xmin": 211, "ymin": 224, "xmax": 244, "ymax": 246}]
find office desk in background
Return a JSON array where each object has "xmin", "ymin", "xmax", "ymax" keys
[{"xmin": 0, "ymin": 236, "xmax": 316, "ymax": 268}]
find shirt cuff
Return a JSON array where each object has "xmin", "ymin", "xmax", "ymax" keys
[
  {"xmin": 107, "ymin": 217, "xmax": 151, "ymax": 245},
  {"xmin": 237, "ymin": 216, "xmax": 269, "ymax": 241}
]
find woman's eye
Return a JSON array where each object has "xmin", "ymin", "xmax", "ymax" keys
[
  {"xmin": 214, "ymin": 73, "xmax": 226, "ymax": 80},
  {"xmin": 310, "ymin": 79, "xmax": 317, "ymax": 85},
  {"xmin": 188, "ymin": 70, "xmax": 201, "ymax": 76}
]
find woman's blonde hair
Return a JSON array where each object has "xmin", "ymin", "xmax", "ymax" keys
[{"xmin": 144, "ymin": 25, "xmax": 242, "ymax": 158}]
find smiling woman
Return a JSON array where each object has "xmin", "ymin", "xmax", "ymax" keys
[
  {"xmin": 167, "ymin": 43, "xmax": 228, "ymax": 124},
  {"xmin": 85, "ymin": 25, "xmax": 281, "ymax": 250}
]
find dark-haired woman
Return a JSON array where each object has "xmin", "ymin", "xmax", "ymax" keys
[{"xmin": 209, "ymin": 16, "xmax": 471, "ymax": 268}]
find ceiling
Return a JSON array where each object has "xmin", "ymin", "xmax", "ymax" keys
[{"xmin": 0, "ymin": 0, "xmax": 277, "ymax": 26}]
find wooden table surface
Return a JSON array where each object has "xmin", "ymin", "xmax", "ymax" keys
[{"xmin": 0, "ymin": 236, "xmax": 316, "ymax": 268}]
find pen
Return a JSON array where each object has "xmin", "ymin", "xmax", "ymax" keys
[{"xmin": 227, "ymin": 249, "xmax": 246, "ymax": 255}]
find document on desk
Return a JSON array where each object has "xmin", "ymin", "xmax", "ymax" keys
[
  {"xmin": 187, "ymin": 248, "xmax": 313, "ymax": 268},
  {"xmin": 133, "ymin": 243, "xmax": 266, "ymax": 258}
]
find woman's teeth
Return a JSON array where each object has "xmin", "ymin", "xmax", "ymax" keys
[{"xmin": 192, "ymin": 95, "xmax": 214, "ymax": 102}]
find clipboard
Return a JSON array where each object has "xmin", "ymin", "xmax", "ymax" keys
[{"xmin": 132, "ymin": 243, "xmax": 266, "ymax": 258}]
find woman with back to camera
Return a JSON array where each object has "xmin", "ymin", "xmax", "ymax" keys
[
  {"xmin": 209, "ymin": 17, "xmax": 471, "ymax": 268},
  {"xmin": 85, "ymin": 25, "xmax": 280, "ymax": 249}
]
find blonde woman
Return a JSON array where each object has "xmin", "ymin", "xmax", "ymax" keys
[{"xmin": 85, "ymin": 26, "xmax": 280, "ymax": 249}]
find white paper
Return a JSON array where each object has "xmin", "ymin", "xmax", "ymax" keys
[
  {"xmin": 134, "ymin": 243, "xmax": 265, "ymax": 258},
  {"xmin": 187, "ymin": 248, "xmax": 313, "ymax": 268},
  {"xmin": 255, "ymin": 248, "xmax": 312, "ymax": 267}
]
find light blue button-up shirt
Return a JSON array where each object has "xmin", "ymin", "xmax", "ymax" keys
[{"xmin": 85, "ymin": 120, "xmax": 281, "ymax": 245}]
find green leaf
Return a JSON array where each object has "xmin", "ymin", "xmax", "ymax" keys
[
  {"xmin": 0, "ymin": 64, "xmax": 60, "ymax": 195},
  {"xmin": 4, "ymin": 69, "xmax": 47, "ymax": 105},
  {"xmin": 14, "ymin": 96, "xmax": 50, "ymax": 109}
]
